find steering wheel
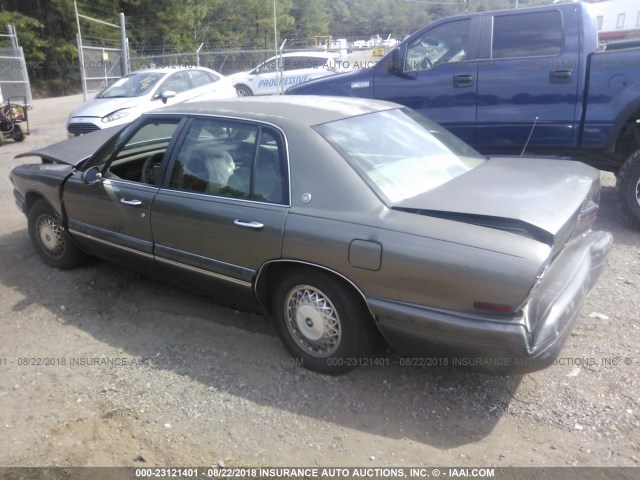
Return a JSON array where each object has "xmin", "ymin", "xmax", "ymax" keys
[
  {"xmin": 141, "ymin": 152, "xmax": 165, "ymax": 185},
  {"xmin": 420, "ymin": 57, "xmax": 433, "ymax": 70}
]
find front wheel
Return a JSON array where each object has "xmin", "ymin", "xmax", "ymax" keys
[
  {"xmin": 272, "ymin": 268, "xmax": 377, "ymax": 375},
  {"xmin": 13, "ymin": 125, "xmax": 25, "ymax": 142},
  {"xmin": 236, "ymin": 85, "xmax": 253, "ymax": 97},
  {"xmin": 617, "ymin": 150, "xmax": 640, "ymax": 227},
  {"xmin": 27, "ymin": 200, "xmax": 86, "ymax": 269}
]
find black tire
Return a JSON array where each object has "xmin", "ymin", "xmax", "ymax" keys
[
  {"xmin": 236, "ymin": 85, "xmax": 253, "ymax": 97},
  {"xmin": 27, "ymin": 200, "xmax": 86, "ymax": 269},
  {"xmin": 616, "ymin": 149, "xmax": 640, "ymax": 227},
  {"xmin": 13, "ymin": 126, "xmax": 25, "ymax": 142},
  {"xmin": 272, "ymin": 268, "xmax": 377, "ymax": 375}
]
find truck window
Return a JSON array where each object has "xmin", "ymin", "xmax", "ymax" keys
[
  {"xmin": 492, "ymin": 11, "xmax": 563, "ymax": 59},
  {"xmin": 405, "ymin": 19, "xmax": 471, "ymax": 72}
]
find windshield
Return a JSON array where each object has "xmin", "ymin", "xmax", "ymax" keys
[
  {"xmin": 97, "ymin": 72, "xmax": 164, "ymax": 98},
  {"xmin": 314, "ymin": 108, "xmax": 486, "ymax": 203}
]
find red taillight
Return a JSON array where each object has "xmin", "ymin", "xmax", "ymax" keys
[{"xmin": 473, "ymin": 301, "xmax": 513, "ymax": 313}]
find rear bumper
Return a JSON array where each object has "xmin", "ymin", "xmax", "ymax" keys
[{"xmin": 371, "ymin": 230, "xmax": 613, "ymax": 374}]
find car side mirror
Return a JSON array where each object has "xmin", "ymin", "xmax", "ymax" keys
[
  {"xmin": 160, "ymin": 90, "xmax": 177, "ymax": 104},
  {"xmin": 82, "ymin": 166, "xmax": 102, "ymax": 185}
]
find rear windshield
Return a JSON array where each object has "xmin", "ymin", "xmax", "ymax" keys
[{"xmin": 314, "ymin": 108, "xmax": 486, "ymax": 203}]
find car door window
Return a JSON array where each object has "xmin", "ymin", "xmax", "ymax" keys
[
  {"xmin": 255, "ymin": 58, "xmax": 278, "ymax": 75},
  {"xmin": 406, "ymin": 19, "xmax": 471, "ymax": 72},
  {"xmin": 169, "ymin": 118, "xmax": 287, "ymax": 204},
  {"xmin": 286, "ymin": 56, "xmax": 331, "ymax": 70},
  {"xmin": 253, "ymin": 130, "xmax": 286, "ymax": 203},
  {"xmin": 161, "ymin": 72, "xmax": 191, "ymax": 94},
  {"xmin": 102, "ymin": 120, "xmax": 181, "ymax": 185}
]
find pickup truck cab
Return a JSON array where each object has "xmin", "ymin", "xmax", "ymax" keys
[{"xmin": 287, "ymin": 1, "xmax": 640, "ymax": 226}]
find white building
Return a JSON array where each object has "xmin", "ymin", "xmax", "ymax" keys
[{"xmin": 585, "ymin": 0, "xmax": 640, "ymax": 44}]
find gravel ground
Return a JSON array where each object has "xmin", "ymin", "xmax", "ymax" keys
[{"xmin": 0, "ymin": 95, "xmax": 638, "ymax": 469}]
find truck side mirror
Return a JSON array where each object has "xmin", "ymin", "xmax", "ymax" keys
[{"xmin": 390, "ymin": 47, "xmax": 403, "ymax": 74}]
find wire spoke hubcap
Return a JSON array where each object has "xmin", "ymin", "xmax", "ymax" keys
[
  {"xmin": 285, "ymin": 285, "xmax": 341, "ymax": 357},
  {"xmin": 37, "ymin": 215, "xmax": 65, "ymax": 258}
]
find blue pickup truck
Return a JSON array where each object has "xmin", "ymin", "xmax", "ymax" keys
[{"xmin": 287, "ymin": 1, "xmax": 640, "ymax": 225}]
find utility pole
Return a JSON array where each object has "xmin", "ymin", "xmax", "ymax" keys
[{"xmin": 74, "ymin": 0, "xmax": 88, "ymax": 101}]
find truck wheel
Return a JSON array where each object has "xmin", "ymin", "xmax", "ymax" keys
[
  {"xmin": 616, "ymin": 150, "xmax": 640, "ymax": 226},
  {"xmin": 28, "ymin": 200, "xmax": 86, "ymax": 269},
  {"xmin": 272, "ymin": 268, "xmax": 377, "ymax": 375},
  {"xmin": 236, "ymin": 85, "xmax": 253, "ymax": 97}
]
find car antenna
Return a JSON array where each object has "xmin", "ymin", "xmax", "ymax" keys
[{"xmin": 520, "ymin": 116, "xmax": 539, "ymax": 158}]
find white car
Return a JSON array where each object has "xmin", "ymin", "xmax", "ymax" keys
[
  {"xmin": 351, "ymin": 40, "xmax": 369, "ymax": 49},
  {"xmin": 230, "ymin": 52, "xmax": 345, "ymax": 96},
  {"xmin": 67, "ymin": 67, "xmax": 237, "ymax": 136}
]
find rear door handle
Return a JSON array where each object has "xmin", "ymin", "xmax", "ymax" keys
[
  {"xmin": 453, "ymin": 74, "xmax": 474, "ymax": 88},
  {"xmin": 120, "ymin": 198, "xmax": 142, "ymax": 206},
  {"xmin": 234, "ymin": 219, "xmax": 264, "ymax": 230},
  {"xmin": 549, "ymin": 69, "xmax": 573, "ymax": 84}
]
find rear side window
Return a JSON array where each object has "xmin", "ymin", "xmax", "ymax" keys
[
  {"xmin": 492, "ymin": 11, "xmax": 563, "ymax": 59},
  {"xmin": 189, "ymin": 70, "xmax": 218, "ymax": 87}
]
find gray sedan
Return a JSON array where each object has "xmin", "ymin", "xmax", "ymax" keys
[{"xmin": 10, "ymin": 96, "xmax": 612, "ymax": 374}]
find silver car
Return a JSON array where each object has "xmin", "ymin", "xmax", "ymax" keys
[
  {"xmin": 12, "ymin": 96, "xmax": 611, "ymax": 375},
  {"xmin": 67, "ymin": 67, "xmax": 237, "ymax": 136}
]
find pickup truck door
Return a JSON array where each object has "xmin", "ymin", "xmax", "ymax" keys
[
  {"xmin": 372, "ymin": 17, "xmax": 480, "ymax": 145},
  {"xmin": 475, "ymin": 8, "xmax": 581, "ymax": 154}
]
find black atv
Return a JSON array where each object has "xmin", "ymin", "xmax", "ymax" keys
[{"xmin": 0, "ymin": 96, "xmax": 30, "ymax": 145}]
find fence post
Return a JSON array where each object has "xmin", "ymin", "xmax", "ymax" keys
[
  {"xmin": 18, "ymin": 46, "xmax": 32, "ymax": 104},
  {"xmin": 7, "ymin": 24, "xmax": 17, "ymax": 53},
  {"xmin": 120, "ymin": 13, "xmax": 129, "ymax": 75},
  {"xmin": 76, "ymin": 32, "xmax": 87, "ymax": 101}
]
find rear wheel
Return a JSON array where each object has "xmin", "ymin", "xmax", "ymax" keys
[
  {"xmin": 236, "ymin": 85, "xmax": 253, "ymax": 97},
  {"xmin": 272, "ymin": 268, "xmax": 377, "ymax": 375},
  {"xmin": 28, "ymin": 200, "xmax": 86, "ymax": 269},
  {"xmin": 616, "ymin": 149, "xmax": 640, "ymax": 227}
]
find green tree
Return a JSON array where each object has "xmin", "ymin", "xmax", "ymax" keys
[{"xmin": 289, "ymin": 0, "xmax": 330, "ymax": 46}]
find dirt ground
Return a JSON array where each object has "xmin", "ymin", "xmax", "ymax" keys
[{"xmin": 0, "ymin": 95, "xmax": 639, "ymax": 472}]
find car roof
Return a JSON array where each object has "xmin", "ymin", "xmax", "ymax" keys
[
  {"xmin": 128, "ymin": 67, "xmax": 215, "ymax": 76},
  {"xmin": 149, "ymin": 95, "xmax": 400, "ymax": 127},
  {"xmin": 270, "ymin": 51, "xmax": 340, "ymax": 59}
]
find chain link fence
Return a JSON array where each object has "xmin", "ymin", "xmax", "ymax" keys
[
  {"xmin": 129, "ymin": 46, "xmax": 383, "ymax": 77},
  {"xmin": 0, "ymin": 25, "xmax": 32, "ymax": 104},
  {"xmin": 130, "ymin": 48, "xmax": 298, "ymax": 76},
  {"xmin": 77, "ymin": 43, "xmax": 124, "ymax": 94}
]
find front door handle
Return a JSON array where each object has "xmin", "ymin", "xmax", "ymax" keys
[
  {"xmin": 120, "ymin": 198, "xmax": 142, "ymax": 206},
  {"xmin": 453, "ymin": 74, "xmax": 474, "ymax": 88},
  {"xmin": 234, "ymin": 219, "xmax": 264, "ymax": 230},
  {"xmin": 549, "ymin": 69, "xmax": 573, "ymax": 84}
]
